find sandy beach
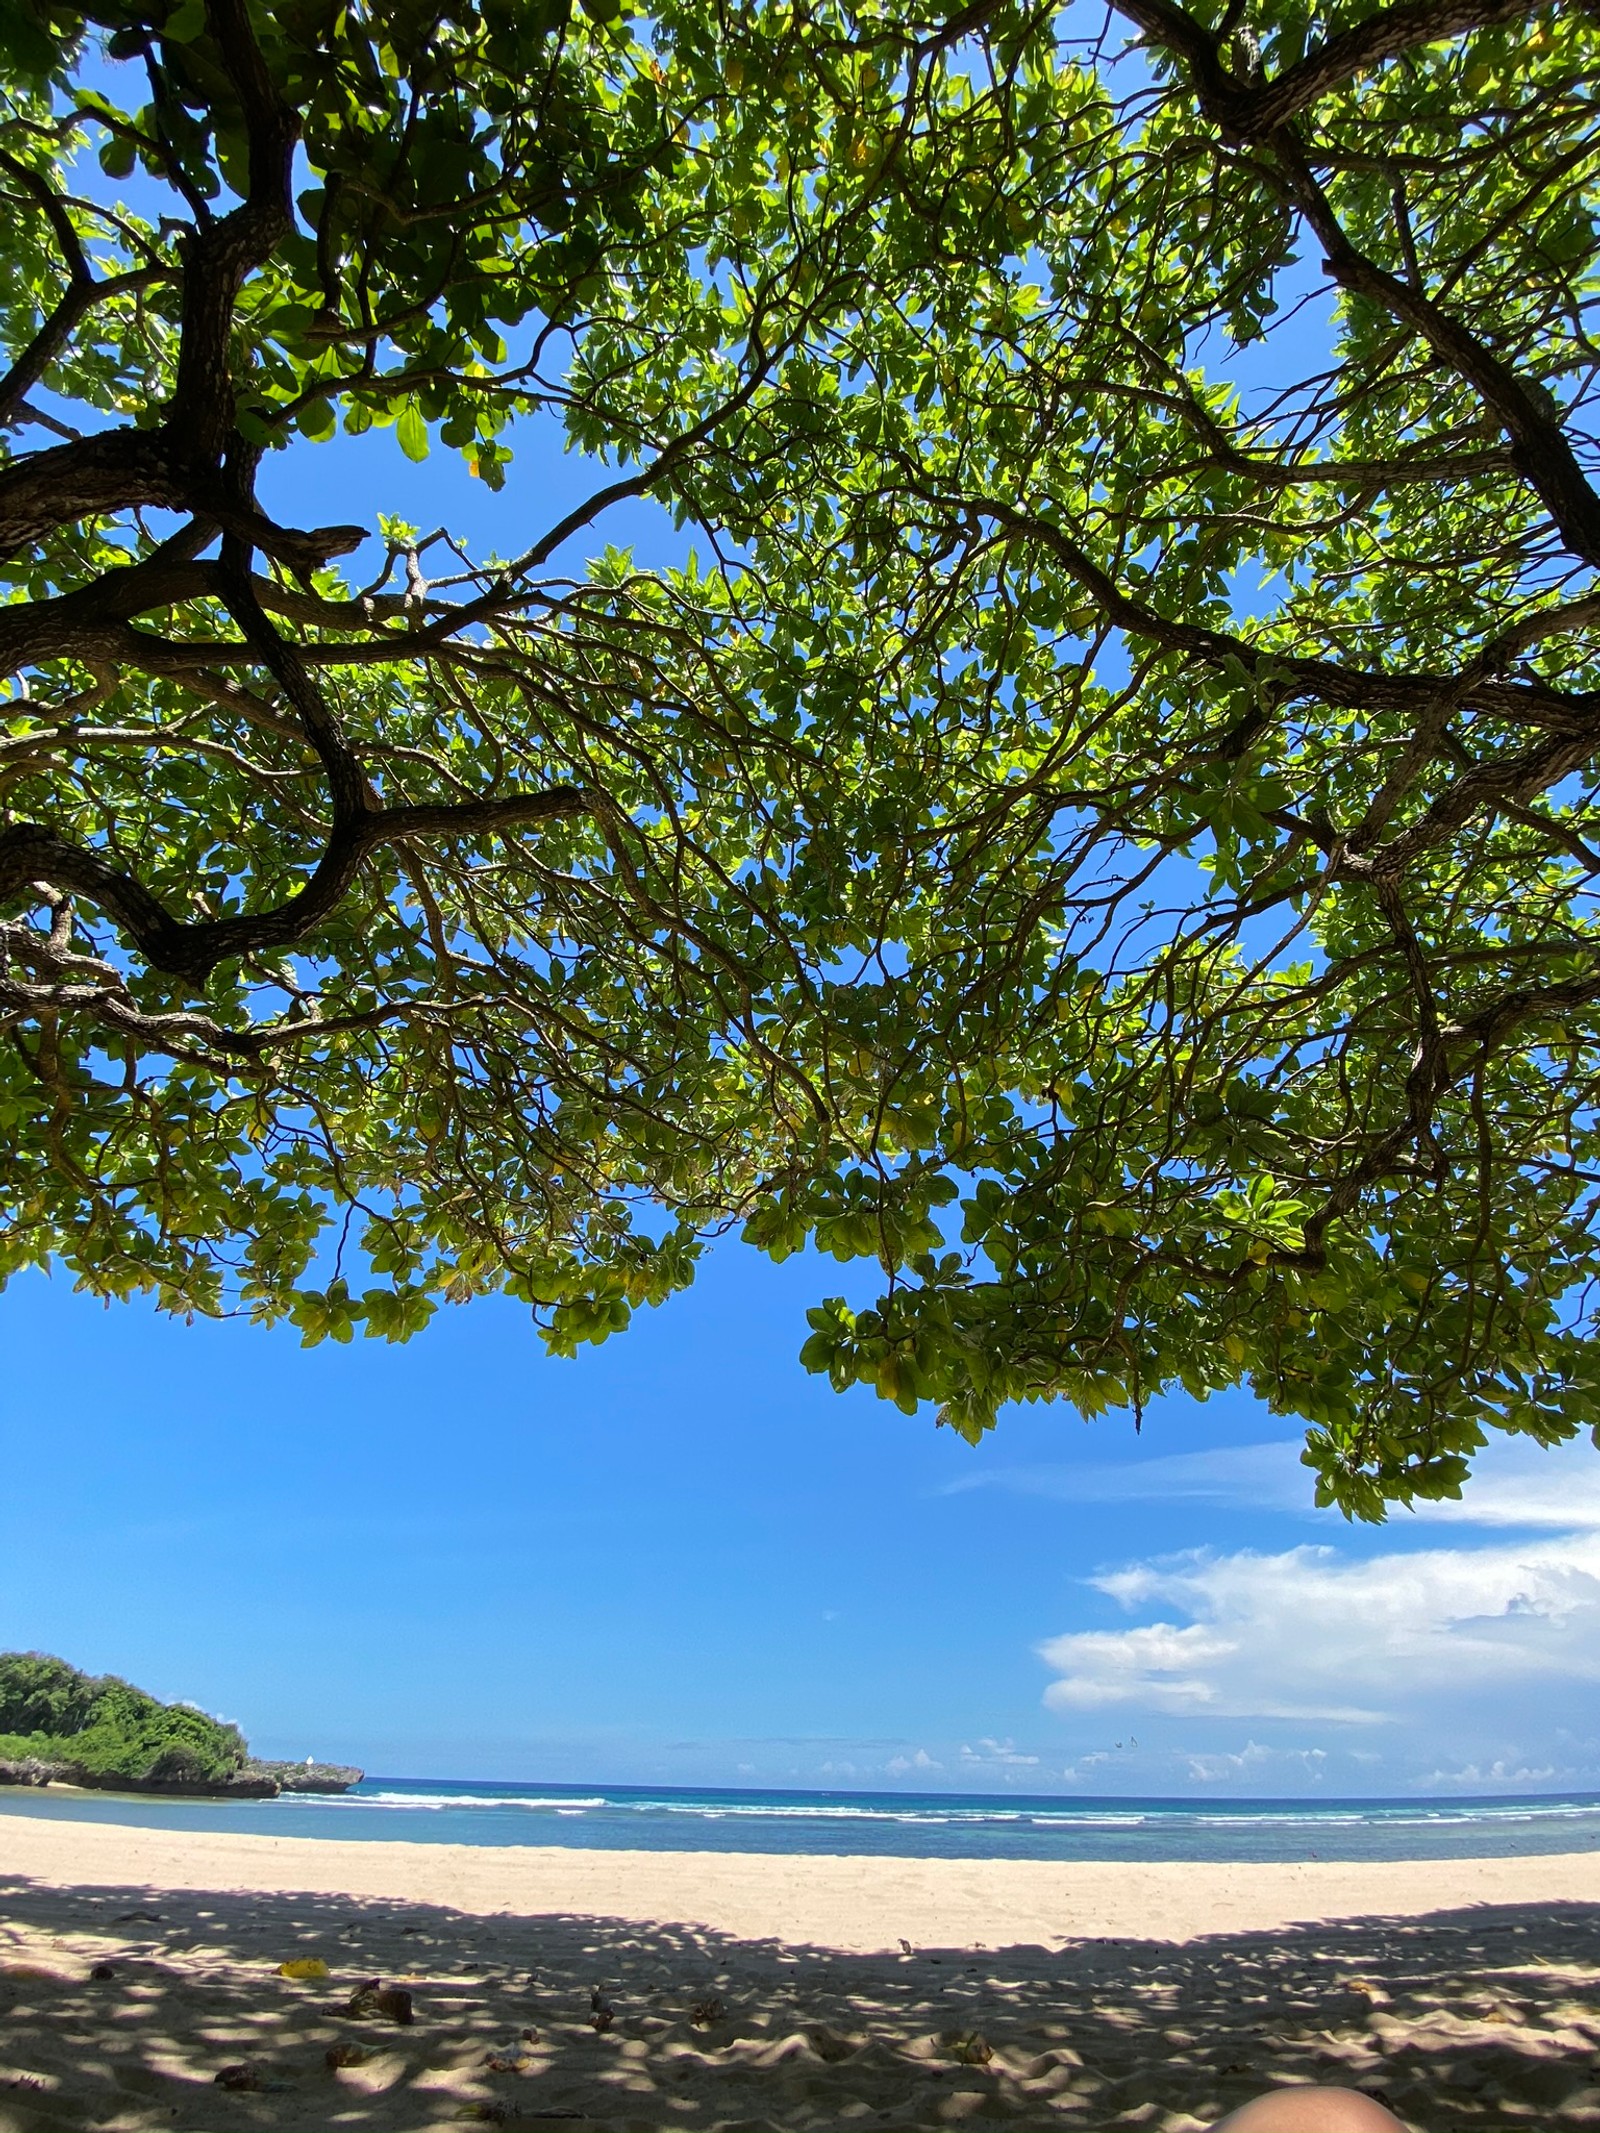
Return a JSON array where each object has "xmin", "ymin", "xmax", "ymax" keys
[{"xmin": 2, "ymin": 1813, "xmax": 1598, "ymax": 2129}]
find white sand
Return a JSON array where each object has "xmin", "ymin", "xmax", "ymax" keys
[
  {"xmin": 2, "ymin": 1812, "xmax": 1599, "ymax": 2129},
  {"xmin": 5, "ymin": 1813, "xmax": 1600, "ymax": 1948}
]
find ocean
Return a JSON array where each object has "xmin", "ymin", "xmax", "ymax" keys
[{"xmin": 2, "ymin": 1778, "xmax": 1598, "ymax": 1862}]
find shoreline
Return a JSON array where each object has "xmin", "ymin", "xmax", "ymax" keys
[
  {"xmin": 4, "ymin": 1815, "xmax": 1599, "ymax": 2127},
  {"xmin": 4, "ymin": 1810, "xmax": 1600, "ymax": 1949}
]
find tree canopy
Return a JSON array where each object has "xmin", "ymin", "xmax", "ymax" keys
[
  {"xmin": 2, "ymin": 0, "xmax": 1597, "ymax": 1516},
  {"xmin": 0, "ymin": 1648, "xmax": 248, "ymax": 1782}
]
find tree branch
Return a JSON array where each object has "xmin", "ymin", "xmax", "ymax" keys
[
  {"xmin": 0, "ymin": 263, "xmax": 164, "ymax": 431},
  {"xmin": 963, "ymin": 494, "xmax": 1600, "ymax": 731},
  {"xmin": 1113, "ymin": 0, "xmax": 1548, "ymax": 137},
  {"xmin": 0, "ymin": 787, "xmax": 588, "ymax": 988},
  {"xmin": 1275, "ymin": 143, "xmax": 1600, "ymax": 572},
  {"xmin": 1107, "ymin": 0, "xmax": 1600, "ymax": 568}
]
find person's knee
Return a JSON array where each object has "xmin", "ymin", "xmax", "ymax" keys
[{"xmin": 1210, "ymin": 2083, "xmax": 1407, "ymax": 2132}]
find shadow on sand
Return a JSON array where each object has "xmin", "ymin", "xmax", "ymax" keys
[{"xmin": 0, "ymin": 1873, "xmax": 1596, "ymax": 2130}]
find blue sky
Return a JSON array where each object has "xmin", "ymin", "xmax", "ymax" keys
[
  {"xmin": 4, "ymin": 1246, "xmax": 1599, "ymax": 1797},
  {"xmin": 7, "ymin": 227, "xmax": 1600, "ymax": 1801}
]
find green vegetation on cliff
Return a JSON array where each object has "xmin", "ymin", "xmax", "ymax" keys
[{"xmin": 0, "ymin": 1651, "xmax": 248, "ymax": 1786}]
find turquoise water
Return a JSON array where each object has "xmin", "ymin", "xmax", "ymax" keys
[{"xmin": 3, "ymin": 1778, "xmax": 1598, "ymax": 1862}]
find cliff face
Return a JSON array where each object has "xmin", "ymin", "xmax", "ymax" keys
[
  {"xmin": 0, "ymin": 1757, "xmax": 281, "ymax": 1797},
  {"xmin": 0, "ymin": 1755, "xmax": 362, "ymax": 1797},
  {"xmin": 245, "ymin": 1759, "xmax": 365, "ymax": 1794},
  {"xmin": 0, "ymin": 1654, "xmax": 361, "ymax": 1798}
]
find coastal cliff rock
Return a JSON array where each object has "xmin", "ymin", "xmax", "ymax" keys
[
  {"xmin": 245, "ymin": 1760, "xmax": 364, "ymax": 1794},
  {"xmin": 0, "ymin": 1757, "xmax": 55, "ymax": 1787},
  {"xmin": 0, "ymin": 1755, "xmax": 280, "ymax": 1798},
  {"xmin": 72, "ymin": 1765, "xmax": 282, "ymax": 1799},
  {"xmin": 0, "ymin": 1753, "xmax": 362, "ymax": 1799}
]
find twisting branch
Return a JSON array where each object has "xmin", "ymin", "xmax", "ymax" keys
[
  {"xmin": 0, "ymin": 0, "xmax": 304, "ymax": 555},
  {"xmin": 962, "ymin": 492, "xmax": 1600, "ymax": 733},
  {"xmin": 1272, "ymin": 141, "xmax": 1600, "ymax": 572},
  {"xmin": 1116, "ymin": 0, "xmax": 1548, "ymax": 135},
  {"xmin": 1108, "ymin": 0, "xmax": 1600, "ymax": 568},
  {"xmin": 0, "ymin": 784, "xmax": 588, "ymax": 989}
]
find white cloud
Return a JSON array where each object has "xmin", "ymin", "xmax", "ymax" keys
[
  {"xmin": 1183, "ymin": 1740, "xmax": 1328, "ymax": 1784},
  {"xmin": 1408, "ymin": 1450, "xmax": 1600, "ymax": 1531},
  {"xmin": 884, "ymin": 1748, "xmax": 942, "ymax": 1776},
  {"xmin": 960, "ymin": 1737, "xmax": 1041, "ymax": 1768},
  {"xmin": 945, "ymin": 1441, "xmax": 1312, "ymax": 1511},
  {"xmin": 997, "ymin": 1432, "xmax": 1600, "ymax": 1788},
  {"xmin": 1040, "ymin": 1621, "xmax": 1254, "ymax": 1714},
  {"xmin": 1418, "ymin": 1759, "xmax": 1559, "ymax": 1789},
  {"xmin": 1038, "ymin": 1531, "xmax": 1600, "ymax": 1734},
  {"xmin": 957, "ymin": 1431, "xmax": 1600, "ymax": 1530}
]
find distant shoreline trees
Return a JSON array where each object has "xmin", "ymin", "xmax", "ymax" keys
[
  {"xmin": 0, "ymin": 1651, "xmax": 359, "ymax": 1792},
  {"xmin": 2, "ymin": 0, "xmax": 1597, "ymax": 1515},
  {"xmin": 0, "ymin": 1648, "xmax": 251, "ymax": 1788}
]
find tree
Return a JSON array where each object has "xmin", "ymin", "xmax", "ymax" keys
[
  {"xmin": 734, "ymin": 0, "xmax": 1600, "ymax": 1517},
  {"xmin": 0, "ymin": 1649, "xmax": 249, "ymax": 1782},
  {"xmin": 0, "ymin": 0, "xmax": 866, "ymax": 1348},
  {"xmin": 3, "ymin": 0, "xmax": 1597, "ymax": 1515}
]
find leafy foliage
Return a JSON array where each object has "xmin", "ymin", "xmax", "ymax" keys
[
  {"xmin": 0, "ymin": 1651, "xmax": 247, "ymax": 1781},
  {"xmin": 2, "ymin": 0, "xmax": 1598, "ymax": 1514}
]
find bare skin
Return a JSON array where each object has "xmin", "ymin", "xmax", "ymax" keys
[{"xmin": 1212, "ymin": 2088, "xmax": 1408, "ymax": 2131}]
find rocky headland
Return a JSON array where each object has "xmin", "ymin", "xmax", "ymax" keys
[
  {"xmin": 0, "ymin": 1755, "xmax": 363, "ymax": 1797},
  {"xmin": 0, "ymin": 1653, "xmax": 361, "ymax": 1799}
]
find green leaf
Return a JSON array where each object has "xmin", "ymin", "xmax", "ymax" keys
[
  {"xmin": 98, "ymin": 135, "xmax": 138, "ymax": 179},
  {"xmin": 395, "ymin": 401, "xmax": 430, "ymax": 462},
  {"xmin": 163, "ymin": 0, "xmax": 208, "ymax": 43}
]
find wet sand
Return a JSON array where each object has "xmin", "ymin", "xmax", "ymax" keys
[{"xmin": 1, "ymin": 1813, "xmax": 1597, "ymax": 2129}]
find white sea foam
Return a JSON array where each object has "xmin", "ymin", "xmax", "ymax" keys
[
  {"xmin": 327, "ymin": 1791, "xmax": 1600, "ymax": 1827},
  {"xmin": 290, "ymin": 1791, "xmax": 607, "ymax": 1813},
  {"xmin": 260, "ymin": 1781, "xmax": 1600, "ymax": 1862}
]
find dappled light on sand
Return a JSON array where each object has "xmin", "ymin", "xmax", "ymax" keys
[{"xmin": 1, "ymin": 1872, "xmax": 1598, "ymax": 2131}]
